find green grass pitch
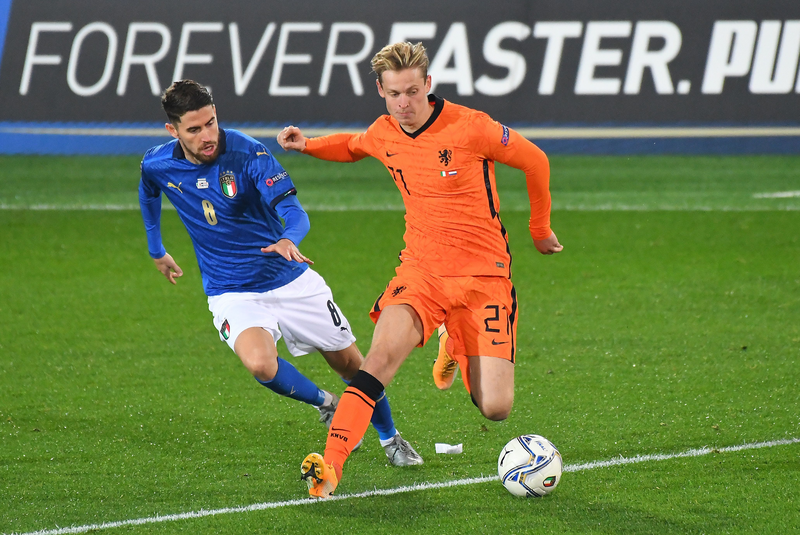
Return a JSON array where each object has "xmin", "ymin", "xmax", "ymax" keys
[{"xmin": 1, "ymin": 154, "xmax": 799, "ymax": 534}]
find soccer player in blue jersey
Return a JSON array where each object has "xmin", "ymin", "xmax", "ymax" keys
[{"xmin": 138, "ymin": 80, "xmax": 422, "ymax": 466}]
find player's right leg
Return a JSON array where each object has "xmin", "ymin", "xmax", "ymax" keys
[
  {"xmin": 208, "ymin": 293, "xmax": 334, "ymax": 416},
  {"xmin": 304, "ymin": 304, "xmax": 424, "ymax": 497},
  {"xmin": 320, "ymin": 344, "xmax": 422, "ymax": 466}
]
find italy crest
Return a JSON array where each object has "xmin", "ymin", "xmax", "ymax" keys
[{"xmin": 219, "ymin": 172, "xmax": 237, "ymax": 198}]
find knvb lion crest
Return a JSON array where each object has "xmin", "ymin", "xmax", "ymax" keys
[
  {"xmin": 438, "ymin": 148, "xmax": 452, "ymax": 166},
  {"xmin": 391, "ymin": 285, "xmax": 407, "ymax": 297},
  {"xmin": 219, "ymin": 171, "xmax": 237, "ymax": 198}
]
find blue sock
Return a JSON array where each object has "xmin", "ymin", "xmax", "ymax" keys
[
  {"xmin": 342, "ymin": 377, "xmax": 397, "ymax": 441},
  {"xmin": 256, "ymin": 357, "xmax": 325, "ymax": 406}
]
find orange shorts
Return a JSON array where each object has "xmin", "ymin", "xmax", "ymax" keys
[{"xmin": 369, "ymin": 264, "xmax": 518, "ymax": 363}]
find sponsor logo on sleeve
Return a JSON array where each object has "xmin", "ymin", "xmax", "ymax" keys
[
  {"xmin": 265, "ymin": 170, "xmax": 288, "ymax": 187},
  {"xmin": 501, "ymin": 125, "xmax": 510, "ymax": 146}
]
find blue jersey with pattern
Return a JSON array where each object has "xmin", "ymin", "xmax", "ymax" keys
[{"xmin": 139, "ymin": 128, "xmax": 308, "ymax": 296}]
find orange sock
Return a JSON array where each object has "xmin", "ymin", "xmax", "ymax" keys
[{"xmin": 324, "ymin": 371, "xmax": 385, "ymax": 473}]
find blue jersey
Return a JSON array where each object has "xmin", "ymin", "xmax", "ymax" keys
[{"xmin": 139, "ymin": 128, "xmax": 309, "ymax": 296}]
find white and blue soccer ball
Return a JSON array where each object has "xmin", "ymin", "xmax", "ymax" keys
[{"xmin": 498, "ymin": 434, "xmax": 562, "ymax": 497}]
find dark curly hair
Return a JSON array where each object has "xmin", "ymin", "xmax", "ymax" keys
[{"xmin": 161, "ymin": 80, "xmax": 214, "ymax": 124}]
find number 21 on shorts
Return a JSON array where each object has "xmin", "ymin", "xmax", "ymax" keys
[{"xmin": 484, "ymin": 304, "xmax": 509, "ymax": 335}]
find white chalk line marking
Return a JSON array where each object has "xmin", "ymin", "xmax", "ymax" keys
[
  {"xmin": 753, "ymin": 190, "xmax": 800, "ymax": 198},
  {"xmin": 8, "ymin": 436, "xmax": 798, "ymax": 535},
  {"xmin": 2, "ymin": 204, "xmax": 800, "ymax": 212}
]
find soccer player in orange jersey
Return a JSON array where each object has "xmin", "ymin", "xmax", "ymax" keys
[{"xmin": 277, "ymin": 42, "xmax": 563, "ymax": 498}]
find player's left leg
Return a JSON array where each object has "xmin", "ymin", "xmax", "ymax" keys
[
  {"xmin": 433, "ymin": 324, "xmax": 458, "ymax": 390},
  {"xmin": 466, "ymin": 356, "xmax": 514, "ymax": 421},
  {"xmin": 446, "ymin": 275, "xmax": 517, "ymax": 420}
]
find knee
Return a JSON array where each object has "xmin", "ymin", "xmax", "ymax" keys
[
  {"xmin": 480, "ymin": 403, "xmax": 512, "ymax": 422},
  {"xmin": 233, "ymin": 327, "xmax": 280, "ymax": 380},
  {"xmin": 239, "ymin": 350, "xmax": 279, "ymax": 382},
  {"xmin": 248, "ymin": 361, "xmax": 276, "ymax": 382},
  {"xmin": 475, "ymin": 393, "xmax": 513, "ymax": 421}
]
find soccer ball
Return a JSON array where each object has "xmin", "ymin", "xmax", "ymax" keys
[{"xmin": 498, "ymin": 434, "xmax": 562, "ymax": 497}]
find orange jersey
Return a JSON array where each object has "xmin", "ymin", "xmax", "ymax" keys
[{"xmin": 304, "ymin": 95, "xmax": 552, "ymax": 278}]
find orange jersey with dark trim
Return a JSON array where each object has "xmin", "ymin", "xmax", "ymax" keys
[{"xmin": 304, "ymin": 95, "xmax": 552, "ymax": 278}]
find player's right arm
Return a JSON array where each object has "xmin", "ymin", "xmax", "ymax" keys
[
  {"xmin": 139, "ymin": 161, "xmax": 183, "ymax": 284},
  {"xmin": 277, "ymin": 125, "xmax": 372, "ymax": 162}
]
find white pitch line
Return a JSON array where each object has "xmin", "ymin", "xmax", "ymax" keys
[
  {"xmin": 0, "ymin": 204, "xmax": 146, "ymax": 211},
  {"xmin": 7, "ymin": 436, "xmax": 798, "ymax": 535},
  {"xmin": 753, "ymin": 190, "xmax": 800, "ymax": 198},
  {"xmin": 2, "ymin": 204, "xmax": 800, "ymax": 213}
]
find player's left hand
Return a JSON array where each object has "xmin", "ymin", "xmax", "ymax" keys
[
  {"xmin": 533, "ymin": 231, "xmax": 563, "ymax": 255},
  {"xmin": 261, "ymin": 238, "xmax": 314, "ymax": 264}
]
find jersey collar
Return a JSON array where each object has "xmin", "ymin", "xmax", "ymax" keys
[
  {"xmin": 400, "ymin": 94, "xmax": 444, "ymax": 139},
  {"xmin": 172, "ymin": 128, "xmax": 228, "ymax": 161}
]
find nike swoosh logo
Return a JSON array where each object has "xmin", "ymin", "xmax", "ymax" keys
[
  {"xmin": 385, "ymin": 151, "xmax": 398, "ymax": 157},
  {"xmin": 330, "ymin": 427, "xmax": 349, "ymax": 432},
  {"xmin": 491, "ymin": 340, "xmax": 509, "ymax": 345}
]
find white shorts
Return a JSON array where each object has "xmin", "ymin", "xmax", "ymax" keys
[{"xmin": 207, "ymin": 268, "xmax": 356, "ymax": 356}]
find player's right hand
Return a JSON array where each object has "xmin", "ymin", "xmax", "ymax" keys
[
  {"xmin": 277, "ymin": 125, "xmax": 307, "ymax": 152},
  {"xmin": 153, "ymin": 253, "xmax": 184, "ymax": 285}
]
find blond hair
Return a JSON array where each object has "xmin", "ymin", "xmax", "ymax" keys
[{"xmin": 371, "ymin": 42, "xmax": 429, "ymax": 85}]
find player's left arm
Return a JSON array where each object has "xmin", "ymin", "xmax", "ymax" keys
[
  {"xmin": 261, "ymin": 195, "xmax": 313, "ymax": 264},
  {"xmin": 478, "ymin": 118, "xmax": 563, "ymax": 255},
  {"xmin": 250, "ymin": 149, "xmax": 313, "ymax": 264}
]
